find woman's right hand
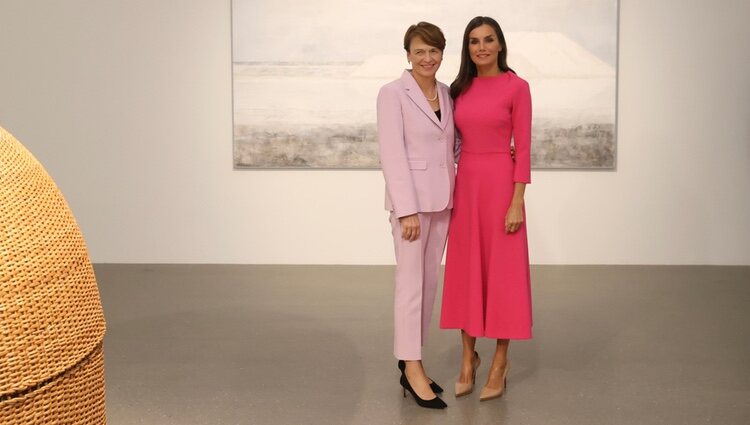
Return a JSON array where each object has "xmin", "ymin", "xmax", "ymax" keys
[{"xmin": 399, "ymin": 214, "xmax": 421, "ymax": 242}]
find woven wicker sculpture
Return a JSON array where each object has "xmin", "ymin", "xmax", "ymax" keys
[{"xmin": 0, "ymin": 126, "xmax": 107, "ymax": 424}]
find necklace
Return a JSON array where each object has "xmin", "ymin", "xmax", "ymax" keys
[
  {"xmin": 425, "ymin": 84, "xmax": 437, "ymax": 102},
  {"xmin": 422, "ymin": 81, "xmax": 438, "ymax": 102}
]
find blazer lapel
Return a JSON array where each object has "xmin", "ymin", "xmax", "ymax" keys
[
  {"xmin": 401, "ymin": 70, "xmax": 442, "ymax": 128},
  {"xmin": 437, "ymin": 85, "xmax": 450, "ymax": 131}
]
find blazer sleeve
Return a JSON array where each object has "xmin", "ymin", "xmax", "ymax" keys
[
  {"xmin": 511, "ymin": 80, "xmax": 532, "ymax": 183},
  {"xmin": 377, "ymin": 84, "xmax": 419, "ymax": 217}
]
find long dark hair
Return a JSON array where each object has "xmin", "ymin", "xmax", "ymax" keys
[{"xmin": 450, "ymin": 16, "xmax": 514, "ymax": 99}]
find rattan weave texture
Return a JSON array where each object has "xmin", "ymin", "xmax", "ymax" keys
[
  {"xmin": 0, "ymin": 344, "xmax": 106, "ymax": 424},
  {"xmin": 1, "ymin": 126, "xmax": 106, "ymax": 421}
]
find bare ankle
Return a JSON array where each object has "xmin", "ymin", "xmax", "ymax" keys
[{"xmin": 490, "ymin": 358, "xmax": 507, "ymax": 368}]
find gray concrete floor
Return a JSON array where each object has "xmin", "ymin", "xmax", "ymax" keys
[{"xmin": 96, "ymin": 265, "xmax": 750, "ymax": 425}]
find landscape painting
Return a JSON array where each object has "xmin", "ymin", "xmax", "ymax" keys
[{"xmin": 232, "ymin": 0, "xmax": 618, "ymax": 169}]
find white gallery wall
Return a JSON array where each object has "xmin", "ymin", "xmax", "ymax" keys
[{"xmin": 0, "ymin": 0, "xmax": 748, "ymax": 265}]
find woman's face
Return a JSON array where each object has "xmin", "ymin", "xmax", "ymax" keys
[
  {"xmin": 406, "ymin": 36, "xmax": 443, "ymax": 79},
  {"xmin": 468, "ymin": 24, "xmax": 502, "ymax": 69}
]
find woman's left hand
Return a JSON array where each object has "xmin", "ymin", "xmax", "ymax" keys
[{"xmin": 505, "ymin": 202, "xmax": 524, "ymax": 233}]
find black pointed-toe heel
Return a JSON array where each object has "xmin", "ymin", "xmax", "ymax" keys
[
  {"xmin": 429, "ymin": 380, "xmax": 445, "ymax": 394},
  {"xmin": 400, "ymin": 374, "xmax": 447, "ymax": 409},
  {"xmin": 397, "ymin": 360, "xmax": 444, "ymax": 394}
]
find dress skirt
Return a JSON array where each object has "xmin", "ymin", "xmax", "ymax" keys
[{"xmin": 440, "ymin": 151, "xmax": 532, "ymax": 339}]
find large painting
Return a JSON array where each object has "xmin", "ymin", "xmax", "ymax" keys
[{"xmin": 232, "ymin": 0, "xmax": 618, "ymax": 169}]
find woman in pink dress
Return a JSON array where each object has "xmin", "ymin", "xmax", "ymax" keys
[{"xmin": 440, "ymin": 16, "xmax": 532, "ymax": 402}]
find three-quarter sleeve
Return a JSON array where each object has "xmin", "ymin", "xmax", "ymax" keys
[
  {"xmin": 377, "ymin": 85, "xmax": 419, "ymax": 218},
  {"xmin": 511, "ymin": 80, "xmax": 532, "ymax": 183},
  {"xmin": 453, "ymin": 130, "xmax": 462, "ymax": 164}
]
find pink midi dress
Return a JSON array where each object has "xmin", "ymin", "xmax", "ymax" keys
[{"xmin": 440, "ymin": 71, "xmax": 533, "ymax": 339}]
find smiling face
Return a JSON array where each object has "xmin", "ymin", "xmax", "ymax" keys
[
  {"xmin": 406, "ymin": 36, "xmax": 443, "ymax": 80},
  {"xmin": 468, "ymin": 24, "xmax": 502, "ymax": 71}
]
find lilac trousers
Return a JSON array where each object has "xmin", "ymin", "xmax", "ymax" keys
[{"xmin": 389, "ymin": 209, "xmax": 450, "ymax": 360}]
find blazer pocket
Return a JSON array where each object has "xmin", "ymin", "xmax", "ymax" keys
[{"xmin": 408, "ymin": 159, "xmax": 427, "ymax": 170}]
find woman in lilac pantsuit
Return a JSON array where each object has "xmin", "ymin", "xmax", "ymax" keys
[{"xmin": 376, "ymin": 22, "xmax": 456, "ymax": 409}]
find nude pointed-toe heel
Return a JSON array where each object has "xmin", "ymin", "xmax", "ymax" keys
[
  {"xmin": 479, "ymin": 362, "xmax": 510, "ymax": 402},
  {"xmin": 455, "ymin": 351, "xmax": 480, "ymax": 397}
]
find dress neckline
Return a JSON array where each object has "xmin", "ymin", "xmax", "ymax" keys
[{"xmin": 474, "ymin": 71, "xmax": 511, "ymax": 80}]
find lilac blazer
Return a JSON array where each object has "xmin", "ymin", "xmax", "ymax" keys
[{"xmin": 376, "ymin": 70, "xmax": 457, "ymax": 218}]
